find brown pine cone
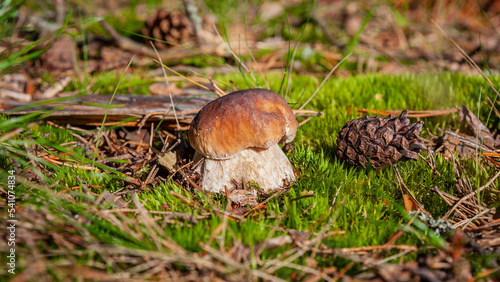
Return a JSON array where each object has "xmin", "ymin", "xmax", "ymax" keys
[
  {"xmin": 336, "ymin": 110, "xmax": 426, "ymax": 169},
  {"xmin": 141, "ymin": 9, "xmax": 193, "ymax": 49}
]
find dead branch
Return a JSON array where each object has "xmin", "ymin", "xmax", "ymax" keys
[{"xmin": 99, "ymin": 20, "xmax": 228, "ymax": 63}]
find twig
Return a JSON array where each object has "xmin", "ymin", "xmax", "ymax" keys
[
  {"xmin": 99, "ymin": 19, "xmax": 227, "ymax": 62},
  {"xmin": 209, "ymin": 78, "xmax": 227, "ymax": 97},
  {"xmin": 444, "ymin": 169, "xmax": 500, "ymax": 219},
  {"xmin": 293, "ymin": 109, "xmax": 322, "ymax": 117},
  {"xmin": 242, "ymin": 190, "xmax": 284, "ymax": 217},
  {"xmin": 373, "ymin": 249, "xmax": 414, "ymax": 266},
  {"xmin": 453, "ymin": 208, "xmax": 492, "ymax": 229},
  {"xmin": 298, "ymin": 117, "xmax": 312, "ymax": 127},
  {"xmin": 0, "ymin": 89, "xmax": 32, "ymax": 102},
  {"xmin": 315, "ymin": 244, "xmax": 418, "ymax": 254},
  {"xmin": 39, "ymin": 77, "xmax": 71, "ymax": 99}
]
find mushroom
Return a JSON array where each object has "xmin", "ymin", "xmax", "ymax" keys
[{"xmin": 188, "ymin": 88, "xmax": 298, "ymax": 193}]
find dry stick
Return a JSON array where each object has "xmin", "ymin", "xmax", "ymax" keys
[
  {"xmin": 125, "ymin": 259, "xmax": 162, "ymax": 275},
  {"xmin": 99, "ymin": 20, "xmax": 228, "ymax": 62},
  {"xmin": 102, "ymin": 130, "xmax": 116, "ymax": 154},
  {"xmin": 314, "ymin": 244, "xmax": 418, "ymax": 255},
  {"xmin": 166, "ymin": 161, "xmax": 193, "ymax": 182},
  {"xmin": 144, "ymin": 165, "xmax": 159, "ymax": 186},
  {"xmin": 300, "ymin": 202, "xmax": 314, "ymax": 216},
  {"xmin": 242, "ymin": 190, "xmax": 283, "ymax": 217},
  {"xmin": 433, "ymin": 187, "xmax": 474, "ymax": 222},
  {"xmin": 137, "ymin": 111, "xmax": 164, "ymax": 132},
  {"xmin": 433, "ymin": 186, "xmax": 488, "ymax": 212},
  {"xmin": 209, "ymin": 78, "xmax": 227, "ymax": 97},
  {"xmin": 293, "ymin": 109, "xmax": 322, "ymax": 116},
  {"xmin": 467, "ymin": 218, "xmax": 500, "ymax": 232},
  {"xmin": 332, "ymin": 261, "xmax": 356, "ymax": 281},
  {"xmin": 298, "ymin": 53, "xmax": 352, "ymax": 110},
  {"xmin": 206, "ymin": 222, "xmax": 225, "ymax": 247},
  {"xmin": 373, "ymin": 249, "xmax": 414, "ymax": 266},
  {"xmin": 39, "ymin": 76, "xmax": 71, "ymax": 99},
  {"xmin": 130, "ymin": 193, "xmax": 165, "ymax": 251},
  {"xmin": 454, "ymin": 208, "xmax": 493, "ymax": 229},
  {"xmin": 444, "ymin": 169, "xmax": 500, "ymax": 220},
  {"xmin": 0, "ymin": 88, "xmax": 32, "ymax": 102},
  {"xmin": 298, "ymin": 117, "xmax": 312, "ymax": 127},
  {"xmin": 86, "ymin": 245, "xmax": 223, "ymax": 272}
]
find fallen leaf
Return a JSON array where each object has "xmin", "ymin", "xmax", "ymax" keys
[{"xmin": 403, "ymin": 194, "xmax": 419, "ymax": 212}]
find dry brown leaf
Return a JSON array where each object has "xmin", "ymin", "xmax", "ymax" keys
[{"xmin": 403, "ymin": 194, "xmax": 419, "ymax": 212}]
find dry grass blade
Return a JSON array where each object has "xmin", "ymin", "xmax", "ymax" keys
[
  {"xmin": 199, "ymin": 242, "xmax": 287, "ymax": 282},
  {"xmin": 130, "ymin": 193, "xmax": 186, "ymax": 254},
  {"xmin": 209, "ymin": 78, "xmax": 227, "ymax": 97},
  {"xmin": 443, "ymin": 169, "xmax": 500, "ymax": 221},
  {"xmin": 0, "ymin": 121, "xmax": 39, "ymax": 142},
  {"xmin": 298, "ymin": 53, "xmax": 352, "ymax": 110},
  {"xmin": 433, "ymin": 21, "xmax": 500, "ymax": 99},
  {"xmin": 151, "ymin": 42, "xmax": 181, "ymax": 131}
]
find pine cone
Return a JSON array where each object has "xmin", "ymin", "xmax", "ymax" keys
[
  {"xmin": 336, "ymin": 110, "xmax": 426, "ymax": 169},
  {"xmin": 141, "ymin": 9, "xmax": 193, "ymax": 49}
]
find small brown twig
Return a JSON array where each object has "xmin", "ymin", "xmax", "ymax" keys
[
  {"xmin": 418, "ymin": 152, "xmax": 441, "ymax": 177},
  {"xmin": 443, "ymin": 169, "xmax": 500, "ymax": 220},
  {"xmin": 242, "ymin": 190, "xmax": 284, "ymax": 217},
  {"xmin": 39, "ymin": 77, "xmax": 71, "ymax": 99}
]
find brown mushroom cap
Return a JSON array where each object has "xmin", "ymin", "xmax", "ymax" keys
[{"xmin": 188, "ymin": 88, "xmax": 298, "ymax": 159}]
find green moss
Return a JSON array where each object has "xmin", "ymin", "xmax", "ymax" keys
[{"xmin": 1, "ymin": 72, "xmax": 498, "ymax": 278}]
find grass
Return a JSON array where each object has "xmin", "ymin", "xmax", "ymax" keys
[
  {"xmin": 1, "ymin": 0, "xmax": 500, "ymax": 279},
  {"xmin": 1, "ymin": 70, "xmax": 499, "ymax": 279}
]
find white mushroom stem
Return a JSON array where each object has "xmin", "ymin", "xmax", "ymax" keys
[{"xmin": 195, "ymin": 144, "xmax": 296, "ymax": 193}]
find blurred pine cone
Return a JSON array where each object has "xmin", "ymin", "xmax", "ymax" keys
[
  {"xmin": 141, "ymin": 9, "xmax": 193, "ymax": 49},
  {"xmin": 336, "ymin": 110, "xmax": 426, "ymax": 169}
]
